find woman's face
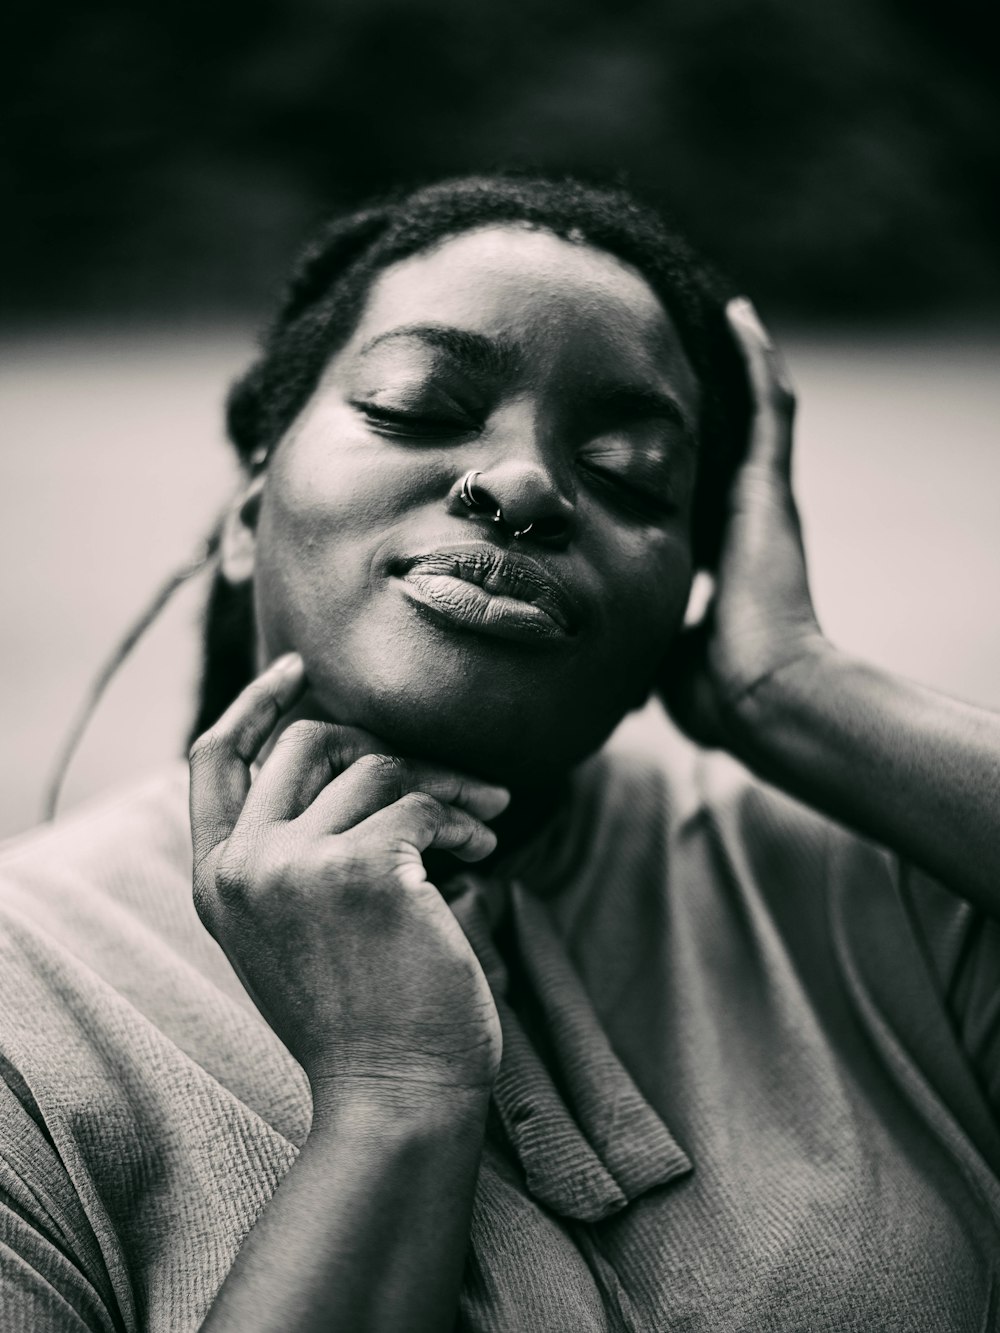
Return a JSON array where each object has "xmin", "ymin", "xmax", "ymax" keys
[{"xmin": 242, "ymin": 223, "xmax": 701, "ymax": 786}]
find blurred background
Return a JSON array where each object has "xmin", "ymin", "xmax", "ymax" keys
[{"xmin": 2, "ymin": 0, "xmax": 998, "ymax": 838}]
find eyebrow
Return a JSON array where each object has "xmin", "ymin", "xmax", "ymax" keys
[
  {"xmin": 359, "ymin": 322, "xmax": 697, "ymax": 442},
  {"xmin": 358, "ymin": 324, "xmax": 522, "ymax": 379}
]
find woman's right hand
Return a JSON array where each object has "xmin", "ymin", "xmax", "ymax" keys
[{"xmin": 188, "ymin": 653, "xmax": 507, "ymax": 1108}]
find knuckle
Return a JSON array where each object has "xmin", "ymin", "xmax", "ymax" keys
[
  {"xmin": 346, "ymin": 752, "xmax": 408, "ymax": 807},
  {"xmin": 279, "ymin": 717, "xmax": 328, "ymax": 749},
  {"xmin": 213, "ymin": 848, "xmax": 254, "ymax": 908},
  {"xmin": 195, "ymin": 842, "xmax": 295, "ymax": 933},
  {"xmin": 188, "ymin": 730, "xmax": 222, "ymax": 767},
  {"xmin": 279, "ymin": 719, "xmax": 366, "ymax": 781},
  {"xmin": 320, "ymin": 724, "xmax": 377, "ymax": 776},
  {"xmin": 191, "ymin": 876, "xmax": 218, "ymax": 930},
  {"xmin": 355, "ymin": 751, "xmax": 406, "ymax": 784},
  {"xmin": 321, "ymin": 732, "xmax": 358, "ymax": 777},
  {"xmin": 355, "ymin": 751, "xmax": 397, "ymax": 773},
  {"xmin": 399, "ymin": 790, "xmax": 444, "ymax": 822},
  {"xmin": 449, "ymin": 813, "xmax": 479, "ymax": 850}
]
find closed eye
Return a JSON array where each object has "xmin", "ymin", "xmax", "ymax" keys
[
  {"xmin": 581, "ymin": 462, "xmax": 680, "ymax": 521},
  {"xmin": 579, "ymin": 434, "xmax": 687, "ymax": 521},
  {"xmin": 352, "ymin": 401, "xmax": 481, "ymax": 440}
]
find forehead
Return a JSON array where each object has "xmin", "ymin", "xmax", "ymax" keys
[{"xmin": 340, "ymin": 224, "xmax": 700, "ymax": 404}]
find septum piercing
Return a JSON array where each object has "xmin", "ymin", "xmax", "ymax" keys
[{"xmin": 459, "ymin": 470, "xmax": 534, "ymax": 540}]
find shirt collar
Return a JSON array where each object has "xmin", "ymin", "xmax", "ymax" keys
[{"xmin": 450, "ymin": 877, "xmax": 692, "ymax": 1223}]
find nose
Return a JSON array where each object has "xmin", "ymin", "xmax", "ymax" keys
[
  {"xmin": 455, "ymin": 465, "xmax": 576, "ymax": 549},
  {"xmin": 452, "ymin": 452, "xmax": 577, "ymax": 550}
]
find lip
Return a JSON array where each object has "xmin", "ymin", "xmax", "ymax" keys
[{"xmin": 391, "ymin": 542, "xmax": 583, "ymax": 644}]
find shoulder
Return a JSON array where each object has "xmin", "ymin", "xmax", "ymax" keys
[
  {"xmin": 552, "ymin": 703, "xmax": 898, "ymax": 955},
  {"xmin": 589, "ymin": 709, "xmax": 974, "ymax": 1035},
  {"xmin": 0, "ymin": 761, "xmax": 191, "ymax": 895},
  {"xmin": 598, "ymin": 701, "xmax": 866, "ymax": 882},
  {"xmin": 0, "ymin": 760, "xmax": 301, "ymax": 1121},
  {"xmin": 0, "ymin": 762, "xmax": 244, "ymax": 1042},
  {"xmin": 0, "ymin": 762, "xmax": 193, "ymax": 942},
  {"xmin": 0, "ymin": 769, "xmax": 305, "ymax": 1328}
]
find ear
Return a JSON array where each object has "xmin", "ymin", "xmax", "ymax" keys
[
  {"xmin": 683, "ymin": 569, "xmax": 715, "ymax": 627},
  {"xmin": 219, "ymin": 473, "xmax": 266, "ymax": 585}
]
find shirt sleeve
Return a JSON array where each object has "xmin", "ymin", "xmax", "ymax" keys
[
  {"xmin": 0, "ymin": 1072, "xmax": 119, "ymax": 1333},
  {"xmin": 696, "ymin": 747, "xmax": 1000, "ymax": 1134}
]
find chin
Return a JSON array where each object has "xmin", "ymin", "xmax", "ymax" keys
[{"xmin": 304, "ymin": 657, "xmax": 626, "ymax": 789}]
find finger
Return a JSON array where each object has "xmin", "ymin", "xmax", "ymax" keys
[
  {"xmin": 297, "ymin": 752, "xmax": 511, "ymax": 837},
  {"xmin": 242, "ymin": 719, "xmax": 387, "ymax": 824},
  {"xmin": 243, "ymin": 723, "xmax": 511, "ymax": 830},
  {"xmin": 188, "ymin": 652, "xmax": 305, "ymax": 876},
  {"xmin": 726, "ymin": 296, "xmax": 796, "ymax": 481},
  {"xmin": 350, "ymin": 791, "xmax": 498, "ymax": 869}
]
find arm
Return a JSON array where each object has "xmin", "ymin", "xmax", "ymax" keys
[
  {"xmin": 731, "ymin": 643, "xmax": 1000, "ymax": 915},
  {"xmin": 663, "ymin": 298, "xmax": 1000, "ymax": 912},
  {"xmin": 201, "ymin": 1082, "xmax": 488, "ymax": 1333},
  {"xmin": 187, "ymin": 657, "xmax": 508, "ymax": 1332}
]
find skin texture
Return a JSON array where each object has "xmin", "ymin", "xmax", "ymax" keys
[
  {"xmin": 191, "ymin": 659, "xmax": 502, "ymax": 1333},
  {"xmin": 190, "ymin": 239, "xmax": 1000, "ymax": 1332},
  {"xmin": 670, "ymin": 298, "xmax": 1000, "ymax": 914},
  {"xmin": 196, "ymin": 227, "xmax": 707, "ymax": 1332},
  {"xmin": 232, "ymin": 224, "xmax": 701, "ymax": 790}
]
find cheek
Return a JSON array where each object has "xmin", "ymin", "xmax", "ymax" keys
[
  {"xmin": 249, "ymin": 437, "xmax": 386, "ymax": 653},
  {"xmin": 600, "ymin": 527, "xmax": 693, "ymax": 651},
  {"xmin": 249, "ymin": 415, "xmax": 469, "ymax": 691},
  {"xmin": 272, "ymin": 426, "xmax": 396, "ymax": 540},
  {"xmin": 256, "ymin": 412, "xmax": 436, "ymax": 596}
]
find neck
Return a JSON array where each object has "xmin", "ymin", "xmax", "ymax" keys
[
  {"xmin": 456, "ymin": 767, "xmax": 568, "ymax": 868},
  {"xmin": 257, "ymin": 689, "xmax": 573, "ymax": 878}
]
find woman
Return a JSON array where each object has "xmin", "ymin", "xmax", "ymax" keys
[{"xmin": 1, "ymin": 175, "xmax": 998, "ymax": 1332}]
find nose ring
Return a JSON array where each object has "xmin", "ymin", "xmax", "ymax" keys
[
  {"xmin": 459, "ymin": 470, "xmax": 501, "ymax": 522},
  {"xmin": 460, "ymin": 469, "xmax": 535, "ymax": 540}
]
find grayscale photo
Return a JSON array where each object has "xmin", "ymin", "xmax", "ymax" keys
[{"xmin": 2, "ymin": 1, "xmax": 999, "ymax": 1328}]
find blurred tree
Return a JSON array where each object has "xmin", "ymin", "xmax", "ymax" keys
[{"xmin": 4, "ymin": 0, "xmax": 998, "ymax": 319}]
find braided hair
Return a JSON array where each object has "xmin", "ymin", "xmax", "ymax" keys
[{"xmin": 193, "ymin": 173, "xmax": 751, "ymax": 740}]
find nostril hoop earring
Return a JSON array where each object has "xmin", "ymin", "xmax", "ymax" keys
[
  {"xmin": 460, "ymin": 469, "xmax": 503, "ymax": 524},
  {"xmin": 459, "ymin": 469, "xmax": 538, "ymax": 539}
]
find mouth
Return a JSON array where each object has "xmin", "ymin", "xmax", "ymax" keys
[{"xmin": 391, "ymin": 543, "xmax": 582, "ymax": 645}]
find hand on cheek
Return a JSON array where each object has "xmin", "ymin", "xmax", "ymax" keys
[{"xmin": 660, "ymin": 298, "xmax": 826, "ymax": 750}]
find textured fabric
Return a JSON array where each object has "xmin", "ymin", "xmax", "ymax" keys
[
  {"xmin": 0, "ymin": 730, "xmax": 998, "ymax": 1331},
  {"xmin": 450, "ymin": 885, "xmax": 692, "ymax": 1223}
]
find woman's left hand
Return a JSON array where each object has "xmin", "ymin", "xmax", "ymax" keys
[
  {"xmin": 661, "ymin": 299, "xmax": 1000, "ymax": 915},
  {"xmin": 661, "ymin": 297, "xmax": 828, "ymax": 751}
]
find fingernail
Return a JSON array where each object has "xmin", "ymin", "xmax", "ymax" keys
[
  {"xmin": 271, "ymin": 654, "xmax": 305, "ymax": 705},
  {"xmin": 474, "ymin": 784, "xmax": 512, "ymax": 817},
  {"xmin": 271, "ymin": 652, "xmax": 303, "ymax": 675},
  {"xmin": 729, "ymin": 296, "xmax": 773, "ymax": 348}
]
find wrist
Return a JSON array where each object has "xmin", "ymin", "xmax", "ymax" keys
[
  {"xmin": 309, "ymin": 1073, "xmax": 492, "ymax": 1143},
  {"xmin": 721, "ymin": 634, "xmax": 841, "ymax": 771}
]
